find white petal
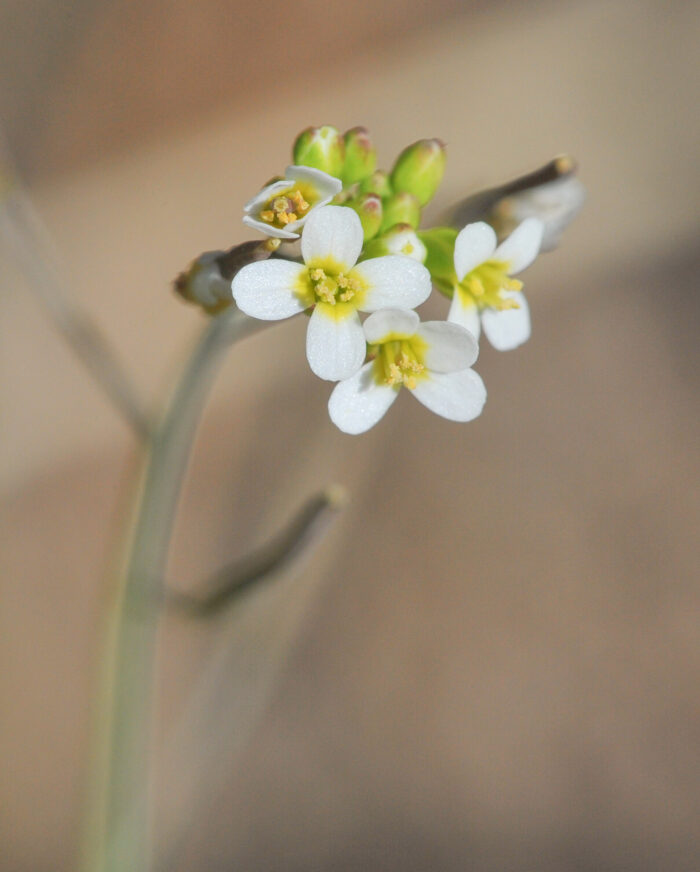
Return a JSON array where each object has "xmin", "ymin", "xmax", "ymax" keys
[
  {"xmin": 363, "ymin": 308, "xmax": 419, "ymax": 344},
  {"xmin": 301, "ymin": 205, "xmax": 363, "ymax": 270},
  {"xmin": 411, "ymin": 369, "xmax": 487, "ymax": 422},
  {"xmin": 306, "ymin": 304, "xmax": 366, "ymax": 381},
  {"xmin": 243, "ymin": 179, "xmax": 293, "ymax": 213},
  {"xmin": 285, "ymin": 165, "xmax": 343, "ymax": 199},
  {"xmin": 352, "ymin": 256, "xmax": 431, "ymax": 312},
  {"xmin": 447, "ymin": 292, "xmax": 481, "ymax": 341},
  {"xmin": 453, "ymin": 222, "xmax": 497, "ymax": 281},
  {"xmin": 328, "ymin": 362, "xmax": 398, "ymax": 434},
  {"xmin": 416, "ymin": 321, "xmax": 479, "ymax": 372},
  {"xmin": 231, "ymin": 260, "xmax": 308, "ymax": 320},
  {"xmin": 493, "ymin": 217, "xmax": 543, "ymax": 274},
  {"xmin": 242, "ymin": 214, "xmax": 299, "ymax": 240},
  {"xmin": 481, "ymin": 292, "xmax": 531, "ymax": 350}
]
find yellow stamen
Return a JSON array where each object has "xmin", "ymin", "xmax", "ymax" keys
[
  {"xmin": 374, "ymin": 340, "xmax": 426, "ymax": 388},
  {"xmin": 308, "ymin": 266, "xmax": 361, "ymax": 306},
  {"xmin": 259, "ymin": 186, "xmax": 313, "ymax": 229},
  {"xmin": 458, "ymin": 259, "xmax": 525, "ymax": 312}
]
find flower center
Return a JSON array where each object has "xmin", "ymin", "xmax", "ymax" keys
[
  {"xmin": 458, "ymin": 260, "xmax": 523, "ymax": 310},
  {"xmin": 309, "ymin": 267, "xmax": 361, "ymax": 305},
  {"xmin": 260, "ymin": 188, "xmax": 310, "ymax": 228},
  {"xmin": 372, "ymin": 338, "xmax": 427, "ymax": 390}
]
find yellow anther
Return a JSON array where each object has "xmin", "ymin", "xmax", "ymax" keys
[
  {"xmin": 309, "ymin": 266, "xmax": 362, "ymax": 306},
  {"xmin": 387, "ymin": 363, "xmax": 402, "ymax": 386},
  {"xmin": 316, "ymin": 281, "xmax": 337, "ymax": 304},
  {"xmin": 260, "ymin": 210, "xmax": 275, "ymax": 223},
  {"xmin": 399, "ymin": 352, "xmax": 423, "ymax": 373},
  {"xmin": 461, "ymin": 260, "xmax": 526, "ymax": 312},
  {"xmin": 291, "ymin": 190, "xmax": 309, "ymax": 212},
  {"xmin": 497, "ymin": 297, "xmax": 520, "ymax": 311}
]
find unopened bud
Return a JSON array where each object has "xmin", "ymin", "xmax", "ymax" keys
[
  {"xmin": 292, "ymin": 126, "xmax": 344, "ymax": 179},
  {"xmin": 342, "ymin": 127, "xmax": 377, "ymax": 186},
  {"xmin": 174, "ymin": 239, "xmax": 280, "ymax": 314},
  {"xmin": 347, "ymin": 193, "xmax": 383, "ymax": 241},
  {"xmin": 390, "ymin": 139, "xmax": 446, "ymax": 206},
  {"xmin": 361, "ymin": 224, "xmax": 427, "ymax": 263},
  {"xmin": 379, "ymin": 191, "xmax": 421, "ymax": 233},
  {"xmin": 358, "ymin": 169, "xmax": 392, "ymax": 199}
]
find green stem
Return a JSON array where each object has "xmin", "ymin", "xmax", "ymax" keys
[{"xmin": 84, "ymin": 307, "xmax": 262, "ymax": 872}]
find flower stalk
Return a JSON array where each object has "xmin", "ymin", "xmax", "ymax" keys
[{"xmin": 83, "ymin": 307, "xmax": 265, "ymax": 872}]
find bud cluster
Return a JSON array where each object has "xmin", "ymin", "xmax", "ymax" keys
[{"xmin": 293, "ymin": 125, "xmax": 446, "ymax": 249}]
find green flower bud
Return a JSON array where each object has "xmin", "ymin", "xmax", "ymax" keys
[
  {"xmin": 379, "ymin": 191, "xmax": 421, "ymax": 233},
  {"xmin": 390, "ymin": 139, "xmax": 446, "ymax": 206},
  {"xmin": 358, "ymin": 169, "xmax": 392, "ymax": 199},
  {"xmin": 347, "ymin": 193, "xmax": 383, "ymax": 241},
  {"xmin": 417, "ymin": 226, "xmax": 458, "ymax": 296},
  {"xmin": 342, "ymin": 127, "xmax": 377, "ymax": 186},
  {"xmin": 292, "ymin": 126, "xmax": 344, "ymax": 178}
]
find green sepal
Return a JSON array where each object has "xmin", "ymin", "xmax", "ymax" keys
[
  {"xmin": 358, "ymin": 170, "xmax": 392, "ymax": 199},
  {"xmin": 418, "ymin": 226, "xmax": 458, "ymax": 297},
  {"xmin": 379, "ymin": 191, "xmax": 421, "ymax": 233},
  {"xmin": 292, "ymin": 126, "xmax": 344, "ymax": 178},
  {"xmin": 342, "ymin": 127, "xmax": 377, "ymax": 186},
  {"xmin": 347, "ymin": 192, "xmax": 383, "ymax": 241},
  {"xmin": 390, "ymin": 139, "xmax": 446, "ymax": 206},
  {"xmin": 358, "ymin": 236, "xmax": 387, "ymax": 261}
]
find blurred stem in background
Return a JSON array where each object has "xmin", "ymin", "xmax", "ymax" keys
[
  {"xmin": 0, "ymin": 193, "xmax": 151, "ymax": 436},
  {"xmin": 0, "ymin": 152, "xmax": 152, "ymax": 439}
]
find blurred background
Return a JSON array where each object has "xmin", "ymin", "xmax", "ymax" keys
[{"xmin": 1, "ymin": 0, "xmax": 698, "ymax": 870}]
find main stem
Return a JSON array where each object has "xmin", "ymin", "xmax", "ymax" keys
[{"xmin": 85, "ymin": 307, "xmax": 261, "ymax": 872}]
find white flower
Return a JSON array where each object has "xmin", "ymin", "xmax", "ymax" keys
[
  {"xmin": 328, "ymin": 308, "xmax": 486, "ymax": 434},
  {"xmin": 232, "ymin": 206, "xmax": 432, "ymax": 381},
  {"xmin": 447, "ymin": 218, "xmax": 543, "ymax": 351},
  {"xmin": 243, "ymin": 165, "xmax": 342, "ymax": 240}
]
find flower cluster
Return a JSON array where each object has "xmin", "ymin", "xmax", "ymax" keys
[{"xmin": 178, "ymin": 125, "xmax": 581, "ymax": 434}]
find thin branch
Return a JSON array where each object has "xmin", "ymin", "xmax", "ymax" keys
[
  {"xmin": 0, "ymin": 184, "xmax": 152, "ymax": 438},
  {"xmin": 170, "ymin": 485, "xmax": 347, "ymax": 617}
]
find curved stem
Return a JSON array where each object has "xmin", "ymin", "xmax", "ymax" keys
[
  {"xmin": 84, "ymin": 307, "xmax": 263, "ymax": 872},
  {"xmin": 170, "ymin": 484, "xmax": 347, "ymax": 617}
]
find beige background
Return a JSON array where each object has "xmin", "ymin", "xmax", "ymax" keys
[{"xmin": 1, "ymin": 1, "xmax": 699, "ymax": 870}]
